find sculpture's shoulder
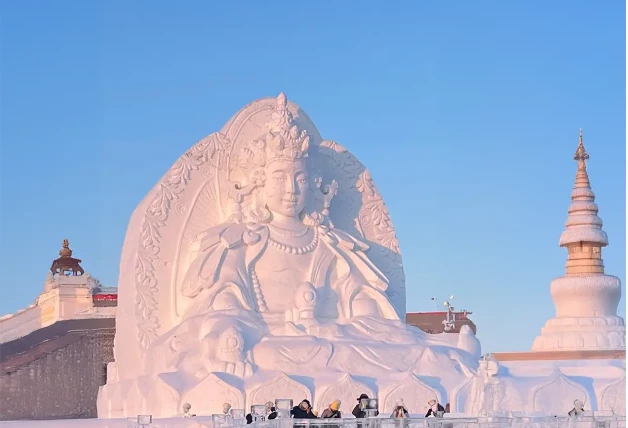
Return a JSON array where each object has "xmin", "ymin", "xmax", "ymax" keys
[
  {"xmin": 181, "ymin": 223, "xmax": 268, "ymax": 298},
  {"xmin": 324, "ymin": 225, "xmax": 370, "ymax": 253},
  {"xmin": 193, "ymin": 222, "xmax": 268, "ymax": 252},
  {"xmin": 322, "ymin": 225, "xmax": 389, "ymax": 287}
]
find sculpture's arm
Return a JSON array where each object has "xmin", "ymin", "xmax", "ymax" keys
[
  {"xmin": 181, "ymin": 223, "xmax": 252, "ymax": 298},
  {"xmin": 181, "ymin": 238, "xmax": 226, "ymax": 298}
]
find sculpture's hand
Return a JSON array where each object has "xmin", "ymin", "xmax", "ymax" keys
[{"xmin": 220, "ymin": 360, "xmax": 254, "ymax": 377}]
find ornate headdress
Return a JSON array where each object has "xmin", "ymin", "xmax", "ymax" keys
[
  {"xmin": 229, "ymin": 93, "xmax": 336, "ymax": 225},
  {"xmin": 239, "ymin": 93, "xmax": 310, "ymax": 170}
]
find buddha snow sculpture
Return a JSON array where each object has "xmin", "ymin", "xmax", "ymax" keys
[{"xmin": 98, "ymin": 93, "xmax": 478, "ymax": 418}]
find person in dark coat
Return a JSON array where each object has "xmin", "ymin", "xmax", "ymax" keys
[
  {"xmin": 291, "ymin": 399, "xmax": 317, "ymax": 419},
  {"xmin": 425, "ymin": 399, "xmax": 445, "ymax": 417},
  {"xmin": 352, "ymin": 394, "xmax": 378, "ymax": 418}
]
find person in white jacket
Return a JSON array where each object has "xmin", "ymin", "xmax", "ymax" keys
[
  {"xmin": 182, "ymin": 403, "xmax": 195, "ymax": 418},
  {"xmin": 390, "ymin": 399, "xmax": 409, "ymax": 418}
]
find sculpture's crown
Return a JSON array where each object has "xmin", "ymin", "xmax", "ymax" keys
[
  {"xmin": 264, "ymin": 93, "xmax": 310, "ymax": 163},
  {"xmin": 242, "ymin": 93, "xmax": 310, "ymax": 168}
]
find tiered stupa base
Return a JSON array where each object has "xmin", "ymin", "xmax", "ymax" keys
[{"xmin": 532, "ymin": 275, "xmax": 626, "ymax": 351}]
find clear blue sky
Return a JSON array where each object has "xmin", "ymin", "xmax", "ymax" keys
[{"xmin": 0, "ymin": 0, "xmax": 625, "ymax": 353}]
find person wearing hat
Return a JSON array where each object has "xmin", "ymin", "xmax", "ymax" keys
[
  {"xmin": 390, "ymin": 399, "xmax": 409, "ymax": 418},
  {"xmin": 425, "ymin": 399, "xmax": 445, "ymax": 418},
  {"xmin": 291, "ymin": 399, "xmax": 317, "ymax": 419},
  {"xmin": 352, "ymin": 394, "xmax": 378, "ymax": 419},
  {"xmin": 321, "ymin": 400, "xmax": 342, "ymax": 418}
]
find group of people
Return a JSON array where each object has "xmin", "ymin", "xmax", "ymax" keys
[
  {"xmin": 245, "ymin": 394, "xmax": 448, "ymax": 422},
  {"xmin": 388, "ymin": 397, "xmax": 447, "ymax": 419},
  {"xmin": 183, "ymin": 395, "xmax": 448, "ymax": 421},
  {"xmin": 184, "ymin": 396, "xmax": 589, "ymax": 421}
]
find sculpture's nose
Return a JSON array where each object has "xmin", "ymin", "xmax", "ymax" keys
[{"xmin": 286, "ymin": 176, "xmax": 296, "ymax": 194}]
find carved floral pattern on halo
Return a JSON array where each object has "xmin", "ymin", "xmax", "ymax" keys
[{"xmin": 134, "ymin": 132, "xmax": 233, "ymax": 349}]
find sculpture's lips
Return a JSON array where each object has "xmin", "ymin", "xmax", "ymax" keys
[{"xmin": 282, "ymin": 198, "xmax": 298, "ymax": 205}]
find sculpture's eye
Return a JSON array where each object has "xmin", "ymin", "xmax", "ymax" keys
[{"xmin": 297, "ymin": 177, "xmax": 307, "ymax": 185}]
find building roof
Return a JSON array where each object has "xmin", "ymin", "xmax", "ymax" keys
[{"xmin": 406, "ymin": 311, "xmax": 477, "ymax": 335}]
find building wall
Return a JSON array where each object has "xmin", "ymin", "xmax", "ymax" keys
[
  {"xmin": 0, "ymin": 278, "xmax": 96, "ymax": 344},
  {"xmin": 0, "ymin": 321, "xmax": 114, "ymax": 421}
]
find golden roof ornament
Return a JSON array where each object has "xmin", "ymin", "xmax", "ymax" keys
[
  {"xmin": 574, "ymin": 128, "xmax": 590, "ymax": 164},
  {"xmin": 50, "ymin": 239, "xmax": 84, "ymax": 276},
  {"xmin": 59, "ymin": 239, "xmax": 73, "ymax": 258}
]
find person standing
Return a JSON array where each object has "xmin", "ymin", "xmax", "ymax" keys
[
  {"xmin": 425, "ymin": 399, "xmax": 445, "ymax": 417},
  {"xmin": 568, "ymin": 399, "xmax": 585, "ymax": 417},
  {"xmin": 291, "ymin": 399, "xmax": 317, "ymax": 419},
  {"xmin": 390, "ymin": 399, "xmax": 409, "ymax": 418},
  {"xmin": 321, "ymin": 400, "xmax": 342, "ymax": 418},
  {"xmin": 353, "ymin": 394, "xmax": 378, "ymax": 418}
]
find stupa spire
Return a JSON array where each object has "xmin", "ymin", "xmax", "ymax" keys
[
  {"xmin": 572, "ymin": 129, "xmax": 591, "ymax": 190},
  {"xmin": 558, "ymin": 129, "xmax": 608, "ymax": 275}
]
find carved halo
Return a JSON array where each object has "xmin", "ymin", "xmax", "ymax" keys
[{"xmin": 124, "ymin": 93, "xmax": 406, "ymax": 356}]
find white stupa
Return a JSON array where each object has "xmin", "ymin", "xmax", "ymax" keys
[
  {"xmin": 467, "ymin": 131, "xmax": 626, "ymax": 417},
  {"xmin": 532, "ymin": 130, "xmax": 625, "ymax": 350}
]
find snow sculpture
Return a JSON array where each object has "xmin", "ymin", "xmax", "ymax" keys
[
  {"xmin": 246, "ymin": 373, "xmax": 311, "ymax": 411},
  {"xmin": 601, "ymin": 376, "xmax": 626, "ymax": 416},
  {"xmin": 181, "ymin": 373, "xmax": 245, "ymax": 416},
  {"xmin": 315, "ymin": 374, "xmax": 373, "ymax": 416},
  {"xmin": 380, "ymin": 373, "xmax": 440, "ymax": 416},
  {"xmin": 532, "ymin": 372, "xmax": 588, "ymax": 414},
  {"xmin": 532, "ymin": 130, "xmax": 625, "ymax": 350},
  {"xmin": 97, "ymin": 93, "xmax": 479, "ymax": 417}
]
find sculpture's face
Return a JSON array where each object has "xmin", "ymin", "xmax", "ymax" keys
[{"xmin": 264, "ymin": 158, "xmax": 309, "ymax": 218}]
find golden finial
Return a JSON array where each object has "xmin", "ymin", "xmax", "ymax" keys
[
  {"xmin": 574, "ymin": 128, "xmax": 589, "ymax": 163},
  {"xmin": 50, "ymin": 239, "xmax": 84, "ymax": 276},
  {"xmin": 59, "ymin": 239, "xmax": 73, "ymax": 258}
]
